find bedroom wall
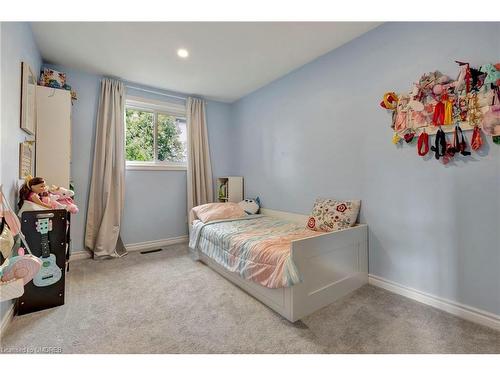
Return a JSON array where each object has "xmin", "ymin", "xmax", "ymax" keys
[
  {"xmin": 0, "ymin": 22, "xmax": 42, "ymax": 324},
  {"xmin": 43, "ymin": 64, "xmax": 232, "ymax": 251},
  {"xmin": 231, "ymin": 22, "xmax": 500, "ymax": 316}
]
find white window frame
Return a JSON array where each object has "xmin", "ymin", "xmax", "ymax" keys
[{"xmin": 125, "ymin": 96, "xmax": 187, "ymax": 171}]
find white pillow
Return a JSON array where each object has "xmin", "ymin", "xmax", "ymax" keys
[{"xmin": 191, "ymin": 202, "xmax": 246, "ymax": 223}]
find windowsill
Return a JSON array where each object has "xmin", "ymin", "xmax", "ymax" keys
[{"xmin": 126, "ymin": 163, "xmax": 187, "ymax": 171}]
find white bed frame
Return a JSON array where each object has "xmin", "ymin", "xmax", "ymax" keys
[{"xmin": 197, "ymin": 208, "xmax": 368, "ymax": 322}]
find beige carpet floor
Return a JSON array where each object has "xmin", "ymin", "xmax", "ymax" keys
[{"xmin": 1, "ymin": 244, "xmax": 499, "ymax": 354}]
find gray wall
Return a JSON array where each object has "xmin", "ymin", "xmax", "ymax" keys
[
  {"xmin": 1, "ymin": 22, "xmax": 42, "ymax": 322},
  {"xmin": 43, "ymin": 64, "xmax": 233, "ymax": 250},
  {"xmin": 230, "ymin": 22, "xmax": 500, "ymax": 315}
]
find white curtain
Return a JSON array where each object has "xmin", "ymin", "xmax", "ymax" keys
[
  {"xmin": 187, "ymin": 97, "xmax": 213, "ymax": 215},
  {"xmin": 85, "ymin": 78, "xmax": 127, "ymax": 258}
]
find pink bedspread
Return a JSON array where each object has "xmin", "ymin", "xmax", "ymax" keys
[{"xmin": 190, "ymin": 216, "xmax": 321, "ymax": 288}]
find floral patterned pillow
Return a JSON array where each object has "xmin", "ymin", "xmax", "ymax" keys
[{"xmin": 307, "ymin": 199, "xmax": 361, "ymax": 232}]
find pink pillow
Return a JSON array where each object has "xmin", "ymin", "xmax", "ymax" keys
[{"xmin": 191, "ymin": 203, "xmax": 246, "ymax": 223}]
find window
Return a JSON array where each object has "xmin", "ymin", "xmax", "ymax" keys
[{"xmin": 125, "ymin": 97, "xmax": 187, "ymax": 170}]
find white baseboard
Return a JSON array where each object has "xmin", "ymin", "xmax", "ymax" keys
[
  {"xmin": 125, "ymin": 236, "xmax": 188, "ymax": 252},
  {"xmin": 70, "ymin": 235, "xmax": 188, "ymax": 262},
  {"xmin": 368, "ymin": 274, "xmax": 500, "ymax": 331},
  {"xmin": 0, "ymin": 302, "xmax": 15, "ymax": 338}
]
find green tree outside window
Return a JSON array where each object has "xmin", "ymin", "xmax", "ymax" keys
[{"xmin": 125, "ymin": 108, "xmax": 186, "ymax": 163}]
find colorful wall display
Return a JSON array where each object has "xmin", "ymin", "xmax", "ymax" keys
[{"xmin": 381, "ymin": 61, "xmax": 500, "ymax": 164}]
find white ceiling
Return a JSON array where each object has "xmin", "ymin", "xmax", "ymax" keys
[{"xmin": 31, "ymin": 22, "xmax": 380, "ymax": 102}]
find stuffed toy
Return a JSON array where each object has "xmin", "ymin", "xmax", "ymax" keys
[
  {"xmin": 481, "ymin": 104, "xmax": 500, "ymax": 136},
  {"xmin": 479, "ymin": 64, "xmax": 500, "ymax": 86},
  {"xmin": 49, "ymin": 186, "xmax": 79, "ymax": 214},
  {"xmin": 50, "ymin": 185, "xmax": 74, "ymax": 198},
  {"xmin": 238, "ymin": 197, "xmax": 261, "ymax": 215}
]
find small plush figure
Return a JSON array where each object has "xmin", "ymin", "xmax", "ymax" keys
[
  {"xmin": 49, "ymin": 185, "xmax": 74, "ymax": 198},
  {"xmin": 49, "ymin": 185, "xmax": 79, "ymax": 214},
  {"xmin": 479, "ymin": 64, "xmax": 500, "ymax": 86},
  {"xmin": 238, "ymin": 197, "xmax": 261, "ymax": 215}
]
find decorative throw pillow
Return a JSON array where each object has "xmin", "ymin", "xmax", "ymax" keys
[
  {"xmin": 238, "ymin": 197, "xmax": 261, "ymax": 215},
  {"xmin": 307, "ymin": 199, "xmax": 361, "ymax": 232}
]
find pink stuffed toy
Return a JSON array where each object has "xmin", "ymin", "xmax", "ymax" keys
[{"xmin": 49, "ymin": 185, "xmax": 79, "ymax": 214}]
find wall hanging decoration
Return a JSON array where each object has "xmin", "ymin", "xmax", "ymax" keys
[
  {"xmin": 380, "ymin": 60, "xmax": 500, "ymax": 163},
  {"xmin": 20, "ymin": 62, "xmax": 37, "ymax": 136},
  {"xmin": 19, "ymin": 141, "xmax": 35, "ymax": 179}
]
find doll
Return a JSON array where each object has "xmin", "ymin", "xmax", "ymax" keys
[{"xmin": 18, "ymin": 176, "xmax": 56, "ymax": 210}]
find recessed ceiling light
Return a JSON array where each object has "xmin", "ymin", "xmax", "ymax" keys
[{"xmin": 177, "ymin": 48, "xmax": 189, "ymax": 58}]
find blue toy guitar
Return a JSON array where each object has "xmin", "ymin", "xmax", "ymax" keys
[{"xmin": 33, "ymin": 218, "xmax": 61, "ymax": 287}]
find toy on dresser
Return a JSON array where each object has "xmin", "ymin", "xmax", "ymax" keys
[
  {"xmin": 49, "ymin": 185, "xmax": 78, "ymax": 214},
  {"xmin": 18, "ymin": 176, "xmax": 79, "ymax": 214}
]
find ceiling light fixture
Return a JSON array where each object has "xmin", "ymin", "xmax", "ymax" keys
[{"xmin": 177, "ymin": 48, "xmax": 189, "ymax": 58}]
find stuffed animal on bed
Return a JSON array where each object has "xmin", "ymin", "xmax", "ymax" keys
[{"xmin": 238, "ymin": 197, "xmax": 261, "ymax": 215}]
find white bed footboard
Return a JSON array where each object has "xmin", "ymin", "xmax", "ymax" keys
[
  {"xmin": 290, "ymin": 224, "xmax": 368, "ymax": 321},
  {"xmin": 198, "ymin": 208, "xmax": 368, "ymax": 322}
]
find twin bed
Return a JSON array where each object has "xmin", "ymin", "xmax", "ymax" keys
[{"xmin": 189, "ymin": 208, "xmax": 368, "ymax": 322}]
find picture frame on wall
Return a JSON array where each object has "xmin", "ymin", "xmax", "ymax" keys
[
  {"xmin": 19, "ymin": 141, "xmax": 35, "ymax": 179},
  {"xmin": 20, "ymin": 61, "xmax": 37, "ymax": 136}
]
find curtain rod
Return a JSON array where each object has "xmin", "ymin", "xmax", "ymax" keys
[{"xmin": 125, "ymin": 85, "xmax": 187, "ymax": 101}]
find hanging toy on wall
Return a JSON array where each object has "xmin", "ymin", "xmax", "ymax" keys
[
  {"xmin": 451, "ymin": 124, "xmax": 471, "ymax": 156},
  {"xmin": 456, "ymin": 61, "xmax": 471, "ymax": 93},
  {"xmin": 431, "ymin": 128, "xmax": 447, "ymax": 160},
  {"xmin": 404, "ymin": 131, "xmax": 416, "ymax": 143},
  {"xmin": 432, "ymin": 94, "xmax": 446, "ymax": 125},
  {"xmin": 392, "ymin": 132, "xmax": 402, "ymax": 144},
  {"xmin": 393, "ymin": 96, "xmax": 409, "ymax": 133},
  {"xmin": 480, "ymin": 88, "xmax": 500, "ymax": 137},
  {"xmin": 467, "ymin": 93, "xmax": 483, "ymax": 128},
  {"xmin": 443, "ymin": 95, "xmax": 454, "ymax": 125},
  {"xmin": 471, "ymin": 126, "xmax": 483, "ymax": 150},
  {"xmin": 380, "ymin": 92, "xmax": 398, "ymax": 110},
  {"xmin": 480, "ymin": 64, "xmax": 500, "ymax": 86},
  {"xmin": 417, "ymin": 130, "xmax": 429, "ymax": 156}
]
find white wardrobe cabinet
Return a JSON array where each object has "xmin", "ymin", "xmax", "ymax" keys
[{"xmin": 35, "ymin": 86, "xmax": 72, "ymax": 188}]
